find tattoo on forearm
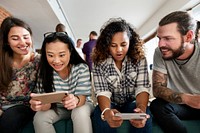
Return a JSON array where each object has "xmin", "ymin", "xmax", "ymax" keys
[
  {"xmin": 153, "ymin": 71, "xmax": 182, "ymax": 104},
  {"xmin": 169, "ymin": 92, "xmax": 182, "ymax": 103}
]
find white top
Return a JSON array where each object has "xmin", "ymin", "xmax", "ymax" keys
[{"xmin": 76, "ymin": 47, "xmax": 85, "ymax": 60}]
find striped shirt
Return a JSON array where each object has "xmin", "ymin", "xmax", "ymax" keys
[
  {"xmin": 53, "ymin": 63, "xmax": 91, "ymax": 96},
  {"xmin": 93, "ymin": 56, "xmax": 150, "ymax": 105},
  {"xmin": 35, "ymin": 63, "xmax": 92, "ymax": 103}
]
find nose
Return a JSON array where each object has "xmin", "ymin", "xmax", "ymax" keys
[
  {"xmin": 53, "ymin": 56, "xmax": 60, "ymax": 63},
  {"xmin": 117, "ymin": 46, "xmax": 123, "ymax": 52},
  {"xmin": 158, "ymin": 39, "xmax": 166, "ymax": 48},
  {"xmin": 19, "ymin": 37, "xmax": 26, "ymax": 45}
]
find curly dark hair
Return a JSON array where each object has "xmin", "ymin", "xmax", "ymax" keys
[{"xmin": 92, "ymin": 18, "xmax": 144, "ymax": 64}]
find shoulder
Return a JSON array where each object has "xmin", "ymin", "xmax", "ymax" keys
[
  {"xmin": 126, "ymin": 57, "xmax": 147, "ymax": 68},
  {"xmin": 137, "ymin": 57, "xmax": 147, "ymax": 64},
  {"xmin": 154, "ymin": 47, "xmax": 162, "ymax": 56},
  {"xmin": 90, "ymin": 39, "xmax": 97, "ymax": 44},
  {"xmin": 73, "ymin": 63, "xmax": 89, "ymax": 72},
  {"xmin": 93, "ymin": 57, "xmax": 114, "ymax": 72},
  {"xmin": 83, "ymin": 41, "xmax": 90, "ymax": 46},
  {"xmin": 28, "ymin": 52, "xmax": 40, "ymax": 66},
  {"xmin": 34, "ymin": 53, "xmax": 41, "ymax": 60}
]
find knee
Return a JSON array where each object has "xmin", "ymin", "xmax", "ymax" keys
[
  {"xmin": 71, "ymin": 103, "xmax": 93, "ymax": 120},
  {"xmin": 150, "ymin": 98, "xmax": 176, "ymax": 117},
  {"xmin": 33, "ymin": 111, "xmax": 52, "ymax": 125},
  {"xmin": 150, "ymin": 98, "xmax": 165, "ymax": 112}
]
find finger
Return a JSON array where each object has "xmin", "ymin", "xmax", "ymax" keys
[
  {"xmin": 146, "ymin": 114, "xmax": 150, "ymax": 119},
  {"xmin": 30, "ymin": 93, "xmax": 36, "ymax": 97}
]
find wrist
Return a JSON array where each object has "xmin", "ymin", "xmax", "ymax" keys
[
  {"xmin": 101, "ymin": 108, "xmax": 110, "ymax": 121},
  {"xmin": 181, "ymin": 93, "xmax": 191, "ymax": 104},
  {"xmin": 75, "ymin": 96, "xmax": 80, "ymax": 106},
  {"xmin": 137, "ymin": 104, "xmax": 146, "ymax": 112}
]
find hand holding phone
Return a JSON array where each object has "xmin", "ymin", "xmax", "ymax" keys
[
  {"xmin": 31, "ymin": 91, "xmax": 68, "ymax": 104},
  {"xmin": 115, "ymin": 113, "xmax": 147, "ymax": 120}
]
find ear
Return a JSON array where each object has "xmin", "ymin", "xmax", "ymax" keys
[{"xmin": 185, "ymin": 30, "xmax": 194, "ymax": 42}]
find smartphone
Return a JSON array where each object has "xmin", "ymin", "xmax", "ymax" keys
[{"xmin": 115, "ymin": 113, "xmax": 147, "ymax": 120}]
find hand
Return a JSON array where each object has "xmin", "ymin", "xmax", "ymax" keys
[
  {"xmin": 62, "ymin": 94, "xmax": 77, "ymax": 110},
  {"xmin": 104, "ymin": 109, "xmax": 123, "ymax": 128},
  {"xmin": 129, "ymin": 108, "xmax": 150, "ymax": 128},
  {"xmin": 182, "ymin": 94, "xmax": 200, "ymax": 109},
  {"xmin": 29, "ymin": 93, "xmax": 51, "ymax": 111}
]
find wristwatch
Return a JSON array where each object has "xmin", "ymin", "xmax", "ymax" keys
[{"xmin": 101, "ymin": 108, "xmax": 110, "ymax": 121}]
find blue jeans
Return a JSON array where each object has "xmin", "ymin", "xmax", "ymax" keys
[
  {"xmin": 0, "ymin": 105, "xmax": 35, "ymax": 133},
  {"xmin": 92, "ymin": 102, "xmax": 152, "ymax": 133},
  {"xmin": 150, "ymin": 98, "xmax": 200, "ymax": 133}
]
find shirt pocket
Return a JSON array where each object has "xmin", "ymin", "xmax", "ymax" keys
[
  {"xmin": 125, "ymin": 72, "xmax": 137, "ymax": 87},
  {"xmin": 106, "ymin": 76, "xmax": 118, "ymax": 88}
]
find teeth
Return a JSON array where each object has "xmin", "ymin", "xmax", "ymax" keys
[
  {"xmin": 161, "ymin": 49, "xmax": 168, "ymax": 52},
  {"xmin": 19, "ymin": 46, "xmax": 28, "ymax": 50},
  {"xmin": 54, "ymin": 64, "xmax": 62, "ymax": 67}
]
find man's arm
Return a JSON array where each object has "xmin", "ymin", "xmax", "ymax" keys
[
  {"xmin": 153, "ymin": 70, "xmax": 200, "ymax": 109},
  {"xmin": 152, "ymin": 70, "xmax": 182, "ymax": 104}
]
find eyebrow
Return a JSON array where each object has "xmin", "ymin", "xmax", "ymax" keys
[
  {"xmin": 46, "ymin": 51, "xmax": 66, "ymax": 54},
  {"xmin": 111, "ymin": 42, "xmax": 127, "ymax": 45},
  {"xmin": 10, "ymin": 34, "xmax": 30, "ymax": 37}
]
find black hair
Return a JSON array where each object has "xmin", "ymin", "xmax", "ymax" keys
[{"xmin": 37, "ymin": 33, "xmax": 87, "ymax": 93}]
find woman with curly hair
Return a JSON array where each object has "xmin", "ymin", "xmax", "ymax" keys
[{"xmin": 92, "ymin": 18, "xmax": 152, "ymax": 133}]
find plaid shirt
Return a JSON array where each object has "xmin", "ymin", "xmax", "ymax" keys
[{"xmin": 93, "ymin": 56, "xmax": 150, "ymax": 105}]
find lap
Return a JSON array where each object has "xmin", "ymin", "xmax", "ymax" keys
[
  {"xmin": 34, "ymin": 107, "xmax": 71, "ymax": 124},
  {"xmin": 150, "ymin": 98, "xmax": 200, "ymax": 120},
  {"xmin": 0, "ymin": 105, "xmax": 34, "ymax": 133}
]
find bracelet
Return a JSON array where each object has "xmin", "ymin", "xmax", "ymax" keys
[
  {"xmin": 101, "ymin": 108, "xmax": 110, "ymax": 121},
  {"xmin": 75, "ymin": 96, "xmax": 80, "ymax": 106}
]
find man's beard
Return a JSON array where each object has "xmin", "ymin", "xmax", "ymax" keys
[{"xmin": 161, "ymin": 39, "xmax": 185, "ymax": 60}]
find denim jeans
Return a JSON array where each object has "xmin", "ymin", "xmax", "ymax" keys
[
  {"xmin": 0, "ymin": 105, "xmax": 35, "ymax": 133},
  {"xmin": 150, "ymin": 98, "xmax": 200, "ymax": 133},
  {"xmin": 93, "ymin": 102, "xmax": 152, "ymax": 133}
]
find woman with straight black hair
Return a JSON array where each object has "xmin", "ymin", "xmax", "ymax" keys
[{"xmin": 30, "ymin": 32, "xmax": 94, "ymax": 133}]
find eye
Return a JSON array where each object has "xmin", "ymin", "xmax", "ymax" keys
[
  {"xmin": 24, "ymin": 36, "xmax": 30, "ymax": 39},
  {"xmin": 11, "ymin": 37, "xmax": 19, "ymax": 40},
  {"xmin": 165, "ymin": 37, "xmax": 174, "ymax": 41},
  {"xmin": 47, "ymin": 54, "xmax": 53, "ymax": 57},
  {"xmin": 110, "ymin": 44, "xmax": 117, "ymax": 47},
  {"xmin": 121, "ymin": 43, "xmax": 127, "ymax": 47},
  {"xmin": 165, "ymin": 38, "xmax": 170, "ymax": 41},
  {"xmin": 60, "ymin": 54, "xmax": 65, "ymax": 57}
]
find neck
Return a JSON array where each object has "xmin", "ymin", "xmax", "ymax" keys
[
  {"xmin": 115, "ymin": 61, "xmax": 122, "ymax": 71},
  {"xmin": 177, "ymin": 43, "xmax": 194, "ymax": 60},
  {"xmin": 59, "ymin": 64, "xmax": 72, "ymax": 80},
  {"xmin": 12, "ymin": 52, "xmax": 32, "ymax": 69}
]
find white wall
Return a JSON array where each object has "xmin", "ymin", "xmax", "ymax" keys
[
  {"xmin": 143, "ymin": 37, "xmax": 159, "ymax": 98},
  {"xmin": 144, "ymin": 37, "xmax": 158, "ymax": 69}
]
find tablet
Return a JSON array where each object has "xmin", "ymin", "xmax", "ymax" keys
[
  {"xmin": 115, "ymin": 113, "xmax": 147, "ymax": 120},
  {"xmin": 31, "ymin": 91, "xmax": 68, "ymax": 104}
]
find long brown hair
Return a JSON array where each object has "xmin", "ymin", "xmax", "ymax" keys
[{"xmin": 0, "ymin": 17, "xmax": 32, "ymax": 91}]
